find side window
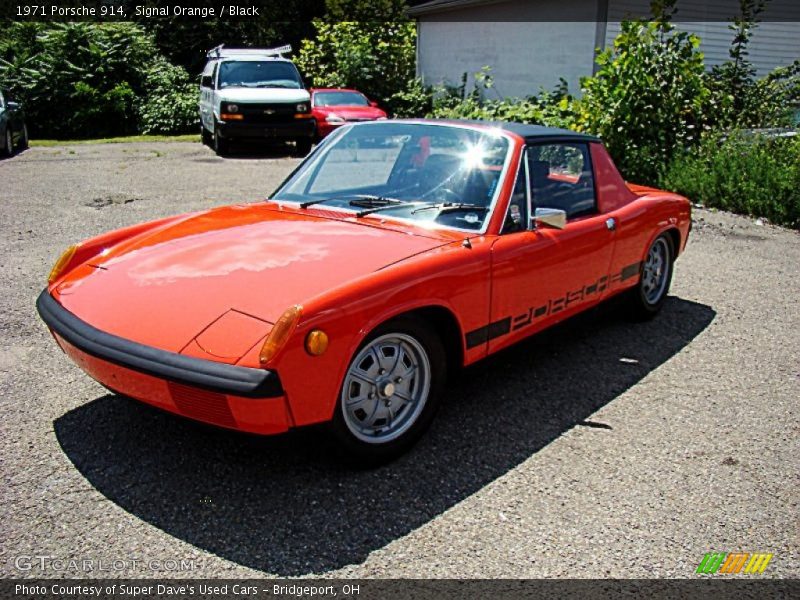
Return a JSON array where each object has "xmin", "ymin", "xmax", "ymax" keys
[
  {"xmin": 502, "ymin": 152, "xmax": 529, "ymax": 234},
  {"xmin": 528, "ymin": 143, "xmax": 595, "ymax": 219}
]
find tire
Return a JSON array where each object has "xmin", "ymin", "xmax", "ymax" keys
[
  {"xmin": 201, "ymin": 125, "xmax": 212, "ymax": 147},
  {"xmin": 18, "ymin": 123, "xmax": 28, "ymax": 150},
  {"xmin": 628, "ymin": 233, "xmax": 674, "ymax": 319},
  {"xmin": 294, "ymin": 137, "xmax": 312, "ymax": 157},
  {"xmin": 330, "ymin": 316, "xmax": 446, "ymax": 465},
  {"xmin": 213, "ymin": 126, "xmax": 229, "ymax": 156},
  {"xmin": 2, "ymin": 127, "xmax": 12, "ymax": 157}
]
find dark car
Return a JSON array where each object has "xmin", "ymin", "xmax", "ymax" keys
[{"xmin": 1, "ymin": 90, "xmax": 28, "ymax": 157}]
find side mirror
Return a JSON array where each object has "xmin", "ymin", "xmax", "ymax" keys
[
  {"xmin": 369, "ymin": 100, "xmax": 379, "ymax": 108},
  {"xmin": 533, "ymin": 207, "xmax": 567, "ymax": 230}
]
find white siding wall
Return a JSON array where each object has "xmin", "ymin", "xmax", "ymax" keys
[
  {"xmin": 604, "ymin": 0, "xmax": 800, "ymax": 76},
  {"xmin": 415, "ymin": 0, "xmax": 799, "ymax": 100},
  {"xmin": 417, "ymin": 0, "xmax": 600, "ymax": 98}
]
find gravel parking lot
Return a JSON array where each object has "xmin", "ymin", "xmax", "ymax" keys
[{"xmin": 0, "ymin": 142, "xmax": 797, "ymax": 579}]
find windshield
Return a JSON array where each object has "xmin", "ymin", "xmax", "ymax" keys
[
  {"xmin": 218, "ymin": 61, "xmax": 302, "ymax": 89},
  {"xmin": 272, "ymin": 122, "xmax": 512, "ymax": 232},
  {"xmin": 314, "ymin": 91, "xmax": 369, "ymax": 107}
]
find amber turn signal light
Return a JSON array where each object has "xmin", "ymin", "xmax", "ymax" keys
[
  {"xmin": 259, "ymin": 305, "xmax": 302, "ymax": 364},
  {"xmin": 48, "ymin": 244, "xmax": 78, "ymax": 284},
  {"xmin": 305, "ymin": 329, "xmax": 329, "ymax": 356},
  {"xmin": 221, "ymin": 113, "xmax": 244, "ymax": 121}
]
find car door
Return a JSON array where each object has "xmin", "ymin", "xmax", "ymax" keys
[{"xmin": 487, "ymin": 142, "xmax": 616, "ymax": 353}]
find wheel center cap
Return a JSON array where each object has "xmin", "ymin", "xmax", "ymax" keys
[{"xmin": 381, "ymin": 382, "xmax": 396, "ymax": 397}]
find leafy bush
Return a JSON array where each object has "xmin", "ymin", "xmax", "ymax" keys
[
  {"xmin": 388, "ymin": 77, "xmax": 433, "ymax": 118},
  {"xmin": 575, "ymin": 12, "xmax": 709, "ymax": 184},
  {"xmin": 137, "ymin": 58, "xmax": 199, "ymax": 135},
  {"xmin": 661, "ymin": 132, "xmax": 800, "ymax": 228},
  {"xmin": 0, "ymin": 22, "xmax": 162, "ymax": 137},
  {"xmin": 0, "ymin": 22, "xmax": 198, "ymax": 138},
  {"xmin": 295, "ymin": 19, "xmax": 416, "ymax": 115},
  {"xmin": 428, "ymin": 70, "xmax": 578, "ymax": 129}
]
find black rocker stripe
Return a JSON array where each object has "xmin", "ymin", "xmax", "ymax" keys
[
  {"xmin": 465, "ymin": 260, "xmax": 644, "ymax": 348},
  {"xmin": 621, "ymin": 261, "xmax": 643, "ymax": 281},
  {"xmin": 465, "ymin": 317, "xmax": 512, "ymax": 349}
]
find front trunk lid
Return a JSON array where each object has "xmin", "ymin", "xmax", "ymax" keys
[{"xmin": 54, "ymin": 204, "xmax": 449, "ymax": 353}]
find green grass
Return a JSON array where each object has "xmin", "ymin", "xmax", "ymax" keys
[{"xmin": 30, "ymin": 134, "xmax": 200, "ymax": 146}]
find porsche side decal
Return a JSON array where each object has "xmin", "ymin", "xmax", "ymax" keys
[{"xmin": 467, "ymin": 261, "xmax": 643, "ymax": 347}]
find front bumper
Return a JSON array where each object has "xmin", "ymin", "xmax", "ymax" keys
[
  {"xmin": 36, "ymin": 290, "xmax": 290, "ymax": 434},
  {"xmin": 217, "ymin": 119, "xmax": 314, "ymax": 140}
]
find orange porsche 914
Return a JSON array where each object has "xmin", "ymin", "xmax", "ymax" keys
[{"xmin": 38, "ymin": 120, "xmax": 691, "ymax": 462}]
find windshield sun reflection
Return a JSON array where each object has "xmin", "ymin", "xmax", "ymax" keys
[{"xmin": 271, "ymin": 122, "xmax": 512, "ymax": 232}]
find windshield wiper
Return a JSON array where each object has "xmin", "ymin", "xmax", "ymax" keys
[
  {"xmin": 297, "ymin": 194, "xmax": 419, "ymax": 217},
  {"xmin": 299, "ymin": 194, "xmax": 401, "ymax": 210},
  {"xmin": 354, "ymin": 202, "xmax": 420, "ymax": 218},
  {"xmin": 344, "ymin": 195, "xmax": 420, "ymax": 217},
  {"xmin": 411, "ymin": 202, "xmax": 490, "ymax": 214}
]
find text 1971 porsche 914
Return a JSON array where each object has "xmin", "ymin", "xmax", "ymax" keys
[{"xmin": 38, "ymin": 120, "xmax": 691, "ymax": 462}]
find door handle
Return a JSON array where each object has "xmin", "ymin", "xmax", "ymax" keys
[{"xmin": 606, "ymin": 217, "xmax": 617, "ymax": 231}]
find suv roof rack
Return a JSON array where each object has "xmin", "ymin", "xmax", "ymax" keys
[{"xmin": 206, "ymin": 44, "xmax": 292, "ymax": 59}]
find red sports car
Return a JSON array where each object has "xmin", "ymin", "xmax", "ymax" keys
[
  {"xmin": 310, "ymin": 88, "xmax": 387, "ymax": 140},
  {"xmin": 38, "ymin": 120, "xmax": 690, "ymax": 462}
]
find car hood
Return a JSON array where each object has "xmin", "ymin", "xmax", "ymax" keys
[
  {"xmin": 315, "ymin": 106, "xmax": 386, "ymax": 119},
  {"xmin": 53, "ymin": 205, "xmax": 450, "ymax": 354},
  {"xmin": 215, "ymin": 88, "xmax": 310, "ymax": 104}
]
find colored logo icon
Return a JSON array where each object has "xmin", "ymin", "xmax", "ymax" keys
[{"xmin": 696, "ymin": 552, "xmax": 773, "ymax": 574}]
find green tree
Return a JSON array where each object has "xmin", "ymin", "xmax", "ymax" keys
[
  {"xmin": 0, "ymin": 22, "xmax": 158, "ymax": 137},
  {"xmin": 138, "ymin": 0, "xmax": 324, "ymax": 76},
  {"xmin": 324, "ymin": 0, "xmax": 409, "ymax": 20},
  {"xmin": 0, "ymin": 22, "xmax": 199, "ymax": 137},
  {"xmin": 295, "ymin": 19, "xmax": 416, "ymax": 114},
  {"xmin": 707, "ymin": 0, "xmax": 799, "ymax": 128},
  {"xmin": 575, "ymin": 1, "xmax": 709, "ymax": 183}
]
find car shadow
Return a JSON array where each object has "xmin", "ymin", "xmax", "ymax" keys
[{"xmin": 54, "ymin": 296, "xmax": 714, "ymax": 576}]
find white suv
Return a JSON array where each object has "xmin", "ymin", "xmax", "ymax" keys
[{"xmin": 199, "ymin": 45, "xmax": 314, "ymax": 156}]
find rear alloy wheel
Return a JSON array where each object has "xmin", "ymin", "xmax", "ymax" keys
[
  {"xmin": 331, "ymin": 317, "xmax": 445, "ymax": 464},
  {"xmin": 629, "ymin": 233, "xmax": 674, "ymax": 319}
]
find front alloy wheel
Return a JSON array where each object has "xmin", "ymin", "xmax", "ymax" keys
[{"xmin": 331, "ymin": 317, "xmax": 445, "ymax": 464}]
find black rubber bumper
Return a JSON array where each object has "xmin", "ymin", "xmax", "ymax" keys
[
  {"xmin": 36, "ymin": 290, "xmax": 284, "ymax": 399},
  {"xmin": 217, "ymin": 120, "xmax": 314, "ymax": 139}
]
